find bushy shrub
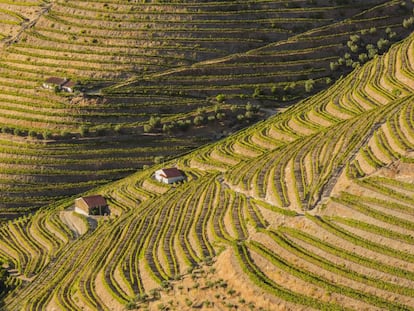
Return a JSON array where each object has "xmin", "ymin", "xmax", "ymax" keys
[
  {"xmin": 42, "ymin": 130, "xmax": 52, "ymax": 140},
  {"xmin": 216, "ymin": 94, "xmax": 225, "ymax": 103},
  {"xmin": 193, "ymin": 116, "xmax": 205, "ymax": 126}
]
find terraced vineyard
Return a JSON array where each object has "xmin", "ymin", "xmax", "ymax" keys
[
  {"xmin": 1, "ymin": 19, "xmax": 414, "ymax": 310},
  {"xmin": 2, "ymin": 0, "xmax": 414, "ymax": 216}
]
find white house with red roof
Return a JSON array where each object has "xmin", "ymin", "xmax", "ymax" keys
[
  {"xmin": 75, "ymin": 195, "xmax": 109, "ymax": 216},
  {"xmin": 155, "ymin": 167, "xmax": 186, "ymax": 184}
]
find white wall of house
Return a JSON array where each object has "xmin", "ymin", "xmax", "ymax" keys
[
  {"xmin": 42, "ymin": 83, "xmax": 54, "ymax": 90},
  {"xmin": 62, "ymin": 86, "xmax": 74, "ymax": 93}
]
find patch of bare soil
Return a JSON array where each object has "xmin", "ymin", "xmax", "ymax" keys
[
  {"xmin": 368, "ymin": 136, "xmax": 393, "ymax": 164},
  {"xmin": 189, "ymin": 157, "xmax": 226, "ymax": 172},
  {"xmin": 95, "ymin": 270, "xmax": 124, "ymax": 311},
  {"xmin": 232, "ymin": 140, "xmax": 262, "ymax": 158},
  {"xmin": 59, "ymin": 210, "xmax": 87, "ymax": 238},
  {"xmin": 45, "ymin": 293, "xmax": 62, "ymax": 311},
  {"xmin": 288, "ymin": 117, "xmax": 315, "ymax": 136},
  {"xmin": 210, "ymin": 149, "xmax": 240, "ymax": 166},
  {"xmin": 250, "ymin": 132, "xmax": 279, "ymax": 150},
  {"xmin": 307, "ymin": 109, "xmax": 332, "ymax": 128},
  {"xmin": 324, "ymin": 100, "xmax": 353, "ymax": 120},
  {"xmin": 140, "ymin": 259, "xmax": 160, "ymax": 293},
  {"xmin": 284, "ymin": 159, "xmax": 301, "ymax": 211},
  {"xmin": 269, "ymin": 125, "xmax": 296, "ymax": 142},
  {"xmin": 265, "ymin": 167, "xmax": 284, "ymax": 207},
  {"xmin": 354, "ymin": 154, "xmax": 376, "ymax": 175},
  {"xmin": 142, "ymin": 248, "xmax": 302, "ymax": 311}
]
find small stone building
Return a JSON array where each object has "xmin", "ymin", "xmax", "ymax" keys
[
  {"xmin": 75, "ymin": 195, "xmax": 109, "ymax": 216},
  {"xmin": 43, "ymin": 77, "xmax": 67, "ymax": 90},
  {"xmin": 155, "ymin": 167, "xmax": 186, "ymax": 184},
  {"xmin": 43, "ymin": 77, "xmax": 77, "ymax": 92}
]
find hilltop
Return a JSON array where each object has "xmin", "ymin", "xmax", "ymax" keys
[
  {"xmin": 1, "ymin": 19, "xmax": 414, "ymax": 310},
  {"xmin": 1, "ymin": 0, "xmax": 414, "ymax": 217}
]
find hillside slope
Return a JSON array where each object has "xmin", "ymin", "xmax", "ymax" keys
[
  {"xmin": 1, "ymin": 0, "xmax": 414, "ymax": 217},
  {"xmin": 1, "ymin": 26, "xmax": 414, "ymax": 310}
]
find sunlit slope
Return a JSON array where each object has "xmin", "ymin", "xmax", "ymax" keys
[{"xmin": 2, "ymin": 28, "xmax": 414, "ymax": 310}]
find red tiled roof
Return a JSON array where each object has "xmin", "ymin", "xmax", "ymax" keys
[
  {"xmin": 45, "ymin": 77, "xmax": 66, "ymax": 85},
  {"xmin": 81, "ymin": 195, "xmax": 107, "ymax": 208},
  {"xmin": 160, "ymin": 168, "xmax": 183, "ymax": 178}
]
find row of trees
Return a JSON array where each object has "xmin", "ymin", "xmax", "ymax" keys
[
  {"xmin": 331, "ymin": 13, "xmax": 414, "ymax": 71},
  {"xmin": 143, "ymin": 103, "xmax": 261, "ymax": 134}
]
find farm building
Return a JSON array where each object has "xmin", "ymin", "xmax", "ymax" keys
[
  {"xmin": 43, "ymin": 77, "xmax": 66, "ymax": 90},
  {"xmin": 155, "ymin": 167, "xmax": 186, "ymax": 184},
  {"xmin": 74, "ymin": 195, "xmax": 109, "ymax": 216},
  {"xmin": 43, "ymin": 77, "xmax": 77, "ymax": 92}
]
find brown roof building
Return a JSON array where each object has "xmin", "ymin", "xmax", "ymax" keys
[{"xmin": 75, "ymin": 195, "xmax": 109, "ymax": 216}]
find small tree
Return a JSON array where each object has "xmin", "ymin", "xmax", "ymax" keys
[
  {"xmin": 216, "ymin": 112, "xmax": 226, "ymax": 120},
  {"xmin": 403, "ymin": 17, "xmax": 414, "ymax": 28},
  {"xmin": 366, "ymin": 44, "xmax": 378, "ymax": 59},
  {"xmin": 193, "ymin": 116, "xmax": 205, "ymax": 126},
  {"xmin": 349, "ymin": 34, "xmax": 360, "ymax": 43},
  {"xmin": 330, "ymin": 61, "xmax": 339, "ymax": 71},
  {"xmin": 13, "ymin": 128, "xmax": 23, "ymax": 136},
  {"xmin": 143, "ymin": 124, "xmax": 153, "ymax": 133},
  {"xmin": 114, "ymin": 124, "xmax": 123, "ymax": 134},
  {"xmin": 216, "ymin": 94, "xmax": 225, "ymax": 103},
  {"xmin": 252, "ymin": 86, "xmax": 262, "ymax": 98},
  {"xmin": 149, "ymin": 116, "xmax": 161, "ymax": 128},
  {"xmin": 358, "ymin": 53, "xmax": 368, "ymax": 63},
  {"xmin": 284, "ymin": 82, "xmax": 296, "ymax": 95},
  {"xmin": 28, "ymin": 130, "xmax": 37, "ymax": 138},
  {"xmin": 60, "ymin": 130, "xmax": 70, "ymax": 139},
  {"xmin": 245, "ymin": 111, "xmax": 254, "ymax": 119},
  {"xmin": 149, "ymin": 288, "xmax": 161, "ymax": 300},
  {"xmin": 304, "ymin": 79, "xmax": 315, "ymax": 93},
  {"xmin": 377, "ymin": 38, "xmax": 389, "ymax": 51},
  {"xmin": 42, "ymin": 130, "xmax": 52, "ymax": 140}
]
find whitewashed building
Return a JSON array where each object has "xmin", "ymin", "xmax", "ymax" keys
[{"xmin": 155, "ymin": 167, "xmax": 186, "ymax": 184}]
